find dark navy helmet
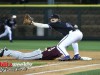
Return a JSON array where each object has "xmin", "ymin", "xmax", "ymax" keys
[{"xmin": 50, "ymin": 14, "xmax": 60, "ymax": 19}]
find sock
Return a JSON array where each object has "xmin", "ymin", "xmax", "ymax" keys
[{"xmin": 72, "ymin": 43, "xmax": 79, "ymax": 55}]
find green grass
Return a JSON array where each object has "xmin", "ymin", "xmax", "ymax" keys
[
  {"xmin": 0, "ymin": 40, "xmax": 100, "ymax": 51},
  {"xmin": 68, "ymin": 41, "xmax": 100, "ymax": 51},
  {"xmin": 32, "ymin": 62, "xmax": 47, "ymax": 66},
  {"xmin": 66, "ymin": 69, "xmax": 100, "ymax": 75},
  {"xmin": 10, "ymin": 61, "xmax": 47, "ymax": 66},
  {"xmin": 0, "ymin": 40, "xmax": 99, "ymax": 73},
  {"xmin": 0, "ymin": 40, "xmax": 58, "ymax": 50}
]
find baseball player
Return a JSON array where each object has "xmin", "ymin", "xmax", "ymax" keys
[
  {"xmin": 0, "ymin": 46, "xmax": 63, "ymax": 60},
  {"xmin": 0, "ymin": 15, "xmax": 17, "ymax": 42},
  {"xmin": 30, "ymin": 14, "xmax": 83, "ymax": 61}
]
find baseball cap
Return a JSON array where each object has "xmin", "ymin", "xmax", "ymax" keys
[
  {"xmin": 50, "ymin": 14, "xmax": 60, "ymax": 19},
  {"xmin": 12, "ymin": 15, "xmax": 17, "ymax": 18}
]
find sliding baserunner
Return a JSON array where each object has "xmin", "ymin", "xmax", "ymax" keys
[
  {"xmin": 0, "ymin": 46, "xmax": 63, "ymax": 60},
  {"xmin": 0, "ymin": 46, "xmax": 92, "ymax": 61}
]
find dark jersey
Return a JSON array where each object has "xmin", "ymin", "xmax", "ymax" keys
[
  {"xmin": 0, "ymin": 24, "xmax": 5, "ymax": 33},
  {"xmin": 49, "ymin": 22, "xmax": 75, "ymax": 36},
  {"xmin": 0, "ymin": 19, "xmax": 5, "ymax": 33},
  {"xmin": 42, "ymin": 46, "xmax": 62, "ymax": 60},
  {"xmin": 5, "ymin": 19, "xmax": 16, "ymax": 28}
]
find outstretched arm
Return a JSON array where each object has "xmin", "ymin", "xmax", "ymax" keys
[
  {"xmin": 23, "ymin": 14, "xmax": 50, "ymax": 28},
  {"xmin": 31, "ymin": 21, "xmax": 49, "ymax": 28}
]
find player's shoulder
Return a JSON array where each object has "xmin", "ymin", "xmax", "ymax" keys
[
  {"xmin": 65, "ymin": 21, "xmax": 70, "ymax": 24},
  {"xmin": 65, "ymin": 22, "xmax": 75, "ymax": 27}
]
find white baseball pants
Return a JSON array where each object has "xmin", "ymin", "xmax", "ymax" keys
[
  {"xmin": 4, "ymin": 49, "xmax": 43, "ymax": 60},
  {"xmin": 0, "ymin": 25, "xmax": 12, "ymax": 41},
  {"xmin": 57, "ymin": 29, "xmax": 83, "ymax": 56}
]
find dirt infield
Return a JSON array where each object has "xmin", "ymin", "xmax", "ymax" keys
[{"xmin": 0, "ymin": 51, "xmax": 100, "ymax": 75}]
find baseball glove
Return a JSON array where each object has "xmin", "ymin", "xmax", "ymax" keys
[{"xmin": 23, "ymin": 14, "xmax": 33, "ymax": 25}]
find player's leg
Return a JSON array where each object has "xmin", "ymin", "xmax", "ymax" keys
[
  {"xmin": 57, "ymin": 35, "xmax": 69, "ymax": 56},
  {"xmin": 57, "ymin": 30, "xmax": 83, "ymax": 61},
  {"xmin": 19, "ymin": 49, "xmax": 42, "ymax": 60},
  {"xmin": 8, "ymin": 30, "xmax": 12, "ymax": 42},
  {"xmin": 71, "ymin": 30, "xmax": 83, "ymax": 60},
  {"xmin": 72, "ymin": 42, "xmax": 81, "ymax": 60},
  {"xmin": 57, "ymin": 35, "xmax": 71, "ymax": 61},
  {"xmin": 6, "ymin": 26, "xmax": 12, "ymax": 42},
  {"xmin": 0, "ymin": 47, "xmax": 42, "ymax": 60},
  {"xmin": 0, "ymin": 29, "xmax": 8, "ymax": 38},
  {"xmin": 72, "ymin": 43, "xmax": 79, "ymax": 55}
]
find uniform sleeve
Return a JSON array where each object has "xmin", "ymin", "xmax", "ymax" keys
[
  {"xmin": 0, "ymin": 25, "xmax": 5, "ymax": 33},
  {"xmin": 32, "ymin": 21, "xmax": 50, "ymax": 28}
]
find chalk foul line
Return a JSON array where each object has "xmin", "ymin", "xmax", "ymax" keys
[
  {"xmin": 25, "ymin": 64, "xmax": 100, "ymax": 75},
  {"xmin": 29, "ymin": 61, "xmax": 77, "ymax": 69}
]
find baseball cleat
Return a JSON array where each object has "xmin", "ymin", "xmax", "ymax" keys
[
  {"xmin": 73, "ymin": 54, "xmax": 81, "ymax": 60},
  {"xmin": 10, "ymin": 40, "xmax": 13, "ymax": 43},
  {"xmin": 59, "ymin": 56, "xmax": 71, "ymax": 61},
  {"xmin": 0, "ymin": 47, "xmax": 8, "ymax": 57}
]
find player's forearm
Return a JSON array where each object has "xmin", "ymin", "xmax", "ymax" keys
[{"xmin": 32, "ymin": 21, "xmax": 49, "ymax": 28}]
